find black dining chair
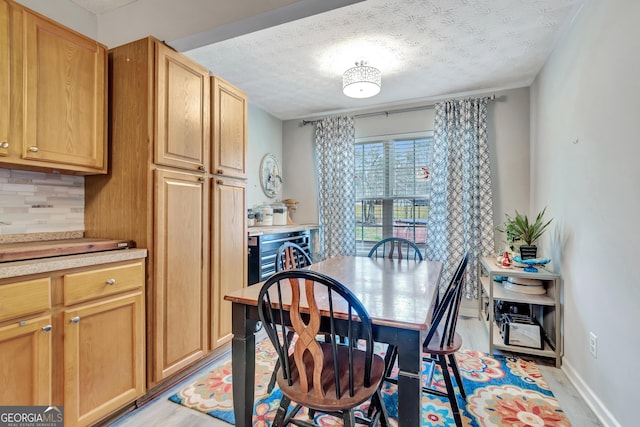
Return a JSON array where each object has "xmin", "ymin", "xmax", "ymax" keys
[
  {"xmin": 382, "ymin": 252, "xmax": 469, "ymax": 427},
  {"xmin": 276, "ymin": 242, "xmax": 313, "ymax": 272},
  {"xmin": 367, "ymin": 237, "xmax": 423, "ymax": 261},
  {"xmin": 368, "ymin": 237, "xmax": 424, "ymax": 398},
  {"xmin": 266, "ymin": 241, "xmax": 314, "ymax": 394},
  {"xmin": 258, "ymin": 269, "xmax": 389, "ymax": 427}
]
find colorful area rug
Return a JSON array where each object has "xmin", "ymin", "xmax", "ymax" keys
[{"xmin": 169, "ymin": 336, "xmax": 571, "ymax": 426}]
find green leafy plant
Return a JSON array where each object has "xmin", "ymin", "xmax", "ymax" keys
[{"xmin": 498, "ymin": 207, "xmax": 553, "ymax": 246}]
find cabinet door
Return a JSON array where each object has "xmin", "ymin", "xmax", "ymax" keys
[
  {"xmin": 22, "ymin": 10, "xmax": 107, "ymax": 172},
  {"xmin": 211, "ymin": 77, "xmax": 247, "ymax": 179},
  {"xmin": 0, "ymin": 0, "xmax": 8, "ymax": 158},
  {"xmin": 64, "ymin": 292, "xmax": 144, "ymax": 427},
  {"xmin": 153, "ymin": 168, "xmax": 208, "ymax": 382},
  {"xmin": 155, "ymin": 42, "xmax": 209, "ymax": 172},
  {"xmin": 211, "ymin": 176, "xmax": 246, "ymax": 348},
  {"xmin": 0, "ymin": 315, "xmax": 52, "ymax": 405}
]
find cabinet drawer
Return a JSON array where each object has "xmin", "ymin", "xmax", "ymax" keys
[
  {"xmin": 64, "ymin": 261, "xmax": 144, "ymax": 305},
  {"xmin": 0, "ymin": 278, "xmax": 51, "ymax": 322}
]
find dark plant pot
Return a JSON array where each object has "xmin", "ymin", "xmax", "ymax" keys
[{"xmin": 519, "ymin": 245, "xmax": 538, "ymax": 260}]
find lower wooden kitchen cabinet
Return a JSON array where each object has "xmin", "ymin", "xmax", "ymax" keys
[
  {"xmin": 0, "ymin": 253, "xmax": 146, "ymax": 427},
  {"xmin": 62, "ymin": 261, "xmax": 145, "ymax": 427},
  {"xmin": 210, "ymin": 176, "xmax": 246, "ymax": 349},
  {"xmin": 0, "ymin": 276, "xmax": 52, "ymax": 405},
  {"xmin": 0, "ymin": 314, "xmax": 52, "ymax": 405},
  {"xmin": 152, "ymin": 168, "xmax": 208, "ymax": 382}
]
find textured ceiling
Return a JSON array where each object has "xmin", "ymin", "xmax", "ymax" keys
[
  {"xmin": 70, "ymin": 0, "xmax": 586, "ymax": 121},
  {"xmin": 182, "ymin": 0, "xmax": 585, "ymax": 120},
  {"xmin": 70, "ymin": 0, "xmax": 137, "ymax": 14}
]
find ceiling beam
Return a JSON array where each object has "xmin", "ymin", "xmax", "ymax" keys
[{"xmin": 167, "ymin": 0, "xmax": 364, "ymax": 52}]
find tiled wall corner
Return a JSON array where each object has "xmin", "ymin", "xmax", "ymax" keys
[{"xmin": 0, "ymin": 168, "xmax": 84, "ymax": 235}]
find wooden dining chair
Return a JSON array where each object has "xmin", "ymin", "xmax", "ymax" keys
[
  {"xmin": 258, "ymin": 270, "xmax": 389, "ymax": 427},
  {"xmin": 276, "ymin": 242, "xmax": 313, "ymax": 272},
  {"xmin": 382, "ymin": 252, "xmax": 469, "ymax": 427},
  {"xmin": 367, "ymin": 237, "xmax": 423, "ymax": 261}
]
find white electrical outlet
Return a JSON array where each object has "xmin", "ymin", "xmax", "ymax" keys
[{"xmin": 589, "ymin": 332, "xmax": 597, "ymax": 358}]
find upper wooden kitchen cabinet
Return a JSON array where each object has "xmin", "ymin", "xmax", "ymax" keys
[
  {"xmin": 155, "ymin": 43, "xmax": 210, "ymax": 171},
  {"xmin": 0, "ymin": 0, "xmax": 107, "ymax": 174},
  {"xmin": 211, "ymin": 76, "xmax": 248, "ymax": 179},
  {"xmin": 85, "ymin": 36, "xmax": 210, "ymax": 388},
  {"xmin": 210, "ymin": 76, "xmax": 248, "ymax": 349}
]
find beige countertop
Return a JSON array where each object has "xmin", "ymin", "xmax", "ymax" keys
[
  {"xmin": 247, "ymin": 223, "xmax": 319, "ymax": 237},
  {"xmin": 0, "ymin": 248, "xmax": 148, "ymax": 280}
]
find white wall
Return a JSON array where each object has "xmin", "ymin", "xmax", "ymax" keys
[
  {"xmin": 283, "ymin": 87, "xmax": 532, "ymax": 250},
  {"xmin": 281, "ymin": 120, "xmax": 316, "ymax": 224},
  {"xmin": 530, "ymin": 1, "xmax": 640, "ymax": 426},
  {"xmin": 247, "ymin": 104, "xmax": 283, "ymax": 209}
]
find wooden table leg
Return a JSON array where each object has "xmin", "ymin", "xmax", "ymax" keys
[
  {"xmin": 231, "ymin": 303, "xmax": 257, "ymax": 427},
  {"xmin": 396, "ymin": 330, "xmax": 423, "ymax": 427}
]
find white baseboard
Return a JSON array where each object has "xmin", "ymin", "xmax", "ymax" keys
[
  {"xmin": 561, "ymin": 359, "xmax": 621, "ymax": 427},
  {"xmin": 459, "ymin": 306, "xmax": 620, "ymax": 426},
  {"xmin": 459, "ymin": 306, "xmax": 478, "ymax": 318}
]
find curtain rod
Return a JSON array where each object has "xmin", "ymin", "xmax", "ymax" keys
[{"xmin": 301, "ymin": 94, "xmax": 496, "ymax": 126}]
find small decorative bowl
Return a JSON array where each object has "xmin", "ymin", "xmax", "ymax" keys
[{"xmin": 512, "ymin": 256, "xmax": 551, "ymax": 272}]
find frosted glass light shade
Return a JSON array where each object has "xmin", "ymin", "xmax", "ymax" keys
[{"xmin": 343, "ymin": 63, "xmax": 381, "ymax": 98}]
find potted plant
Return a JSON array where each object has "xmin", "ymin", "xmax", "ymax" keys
[{"xmin": 498, "ymin": 207, "xmax": 553, "ymax": 260}]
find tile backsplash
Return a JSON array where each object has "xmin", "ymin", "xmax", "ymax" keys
[{"xmin": 0, "ymin": 168, "xmax": 84, "ymax": 235}]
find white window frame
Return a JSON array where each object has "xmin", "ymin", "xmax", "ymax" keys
[{"xmin": 355, "ymin": 131, "xmax": 433, "ymax": 256}]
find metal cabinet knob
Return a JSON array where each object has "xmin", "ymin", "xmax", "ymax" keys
[
  {"xmin": 198, "ymin": 176, "xmax": 206, "ymax": 182},
  {"xmin": 0, "ymin": 141, "xmax": 8, "ymax": 149},
  {"xmin": 217, "ymin": 169, "xmax": 224, "ymax": 175},
  {"xmin": 71, "ymin": 316, "xmax": 80, "ymax": 324},
  {"xmin": 28, "ymin": 146, "xmax": 39, "ymax": 152},
  {"xmin": 106, "ymin": 278, "xmax": 116, "ymax": 285},
  {"xmin": 216, "ymin": 179, "xmax": 223, "ymax": 185},
  {"xmin": 198, "ymin": 165, "xmax": 205, "ymax": 171},
  {"xmin": 42, "ymin": 325, "xmax": 52, "ymax": 332}
]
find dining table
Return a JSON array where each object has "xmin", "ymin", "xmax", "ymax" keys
[{"xmin": 223, "ymin": 255, "xmax": 443, "ymax": 427}]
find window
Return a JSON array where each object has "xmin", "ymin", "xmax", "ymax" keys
[{"xmin": 354, "ymin": 134, "xmax": 433, "ymax": 256}]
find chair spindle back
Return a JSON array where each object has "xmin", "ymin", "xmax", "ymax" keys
[
  {"xmin": 276, "ymin": 242, "xmax": 313, "ymax": 272},
  {"xmin": 427, "ymin": 253, "xmax": 469, "ymax": 349},
  {"xmin": 367, "ymin": 237, "xmax": 423, "ymax": 261},
  {"xmin": 258, "ymin": 270, "xmax": 376, "ymax": 400}
]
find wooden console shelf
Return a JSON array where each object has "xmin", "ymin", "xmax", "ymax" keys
[{"xmin": 477, "ymin": 256, "xmax": 562, "ymax": 367}]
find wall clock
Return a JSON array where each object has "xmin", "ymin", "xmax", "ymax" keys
[{"xmin": 260, "ymin": 154, "xmax": 282, "ymax": 198}]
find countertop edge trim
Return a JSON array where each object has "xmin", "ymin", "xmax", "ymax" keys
[{"xmin": 0, "ymin": 249, "xmax": 148, "ymax": 280}]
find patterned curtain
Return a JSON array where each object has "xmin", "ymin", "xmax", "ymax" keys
[
  {"xmin": 314, "ymin": 115, "xmax": 356, "ymax": 258},
  {"xmin": 426, "ymin": 98, "xmax": 494, "ymax": 299}
]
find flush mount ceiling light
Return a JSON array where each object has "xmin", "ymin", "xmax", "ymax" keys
[{"xmin": 342, "ymin": 61, "xmax": 381, "ymax": 98}]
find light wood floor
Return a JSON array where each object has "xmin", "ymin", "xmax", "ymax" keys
[{"xmin": 109, "ymin": 316, "xmax": 602, "ymax": 427}]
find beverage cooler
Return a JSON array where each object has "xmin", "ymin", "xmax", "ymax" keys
[{"xmin": 247, "ymin": 229, "xmax": 312, "ymax": 285}]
